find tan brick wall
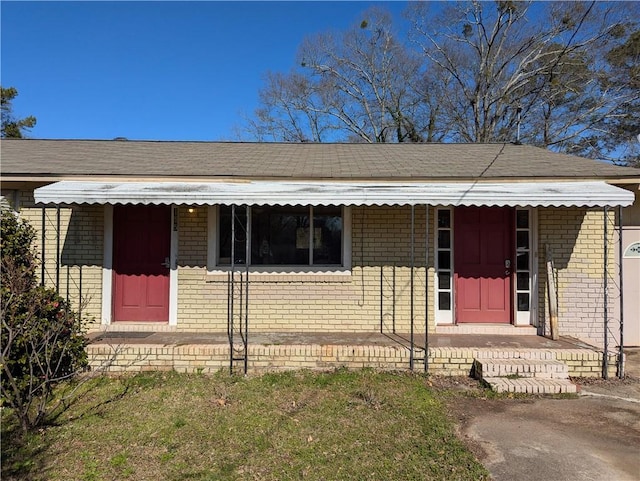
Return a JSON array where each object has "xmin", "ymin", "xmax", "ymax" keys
[
  {"xmin": 175, "ymin": 205, "xmax": 435, "ymax": 334},
  {"xmin": 538, "ymin": 207, "xmax": 615, "ymax": 348},
  {"xmin": 87, "ymin": 343, "xmax": 618, "ymax": 378},
  {"xmin": 16, "ymin": 189, "xmax": 104, "ymax": 328}
]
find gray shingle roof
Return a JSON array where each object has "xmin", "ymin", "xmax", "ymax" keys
[{"xmin": 2, "ymin": 139, "xmax": 638, "ymax": 180}]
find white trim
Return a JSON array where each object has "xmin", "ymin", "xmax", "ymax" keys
[
  {"xmin": 451, "ymin": 209, "xmax": 456, "ymax": 322},
  {"xmin": 169, "ymin": 206, "xmax": 179, "ymax": 326},
  {"xmin": 207, "ymin": 268, "xmax": 352, "ymax": 277},
  {"xmin": 101, "ymin": 204, "xmax": 176, "ymax": 325},
  {"xmin": 343, "ymin": 206, "xmax": 352, "ymax": 269},
  {"xmin": 34, "ymin": 180, "xmax": 635, "ymax": 208},
  {"xmin": 515, "ymin": 207, "xmax": 534, "ymax": 326},
  {"xmin": 207, "ymin": 205, "xmax": 352, "ymax": 273},
  {"xmin": 207, "ymin": 205, "xmax": 218, "ymax": 270},
  {"xmin": 531, "ymin": 208, "xmax": 539, "ymax": 328},
  {"xmin": 434, "ymin": 207, "xmax": 454, "ymax": 325},
  {"xmin": 101, "ymin": 205, "xmax": 113, "ymax": 325}
]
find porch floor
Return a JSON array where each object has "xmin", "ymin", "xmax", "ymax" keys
[
  {"xmin": 88, "ymin": 330, "xmax": 594, "ymax": 351},
  {"xmin": 87, "ymin": 331, "xmax": 617, "ymax": 377}
]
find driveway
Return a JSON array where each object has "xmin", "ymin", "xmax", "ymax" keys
[{"xmin": 448, "ymin": 348, "xmax": 640, "ymax": 481}]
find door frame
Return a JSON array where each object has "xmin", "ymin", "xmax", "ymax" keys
[
  {"xmin": 433, "ymin": 206, "xmax": 538, "ymax": 326},
  {"xmin": 454, "ymin": 206, "xmax": 514, "ymax": 324},
  {"xmin": 101, "ymin": 204, "xmax": 178, "ymax": 326}
]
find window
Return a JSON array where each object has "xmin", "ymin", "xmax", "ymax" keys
[
  {"xmin": 515, "ymin": 209, "xmax": 532, "ymax": 312},
  {"xmin": 212, "ymin": 206, "xmax": 347, "ymax": 268},
  {"xmin": 435, "ymin": 208, "xmax": 453, "ymax": 322}
]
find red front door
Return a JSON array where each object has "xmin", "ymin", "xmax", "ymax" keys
[
  {"xmin": 454, "ymin": 207, "xmax": 513, "ymax": 323},
  {"xmin": 113, "ymin": 205, "xmax": 171, "ymax": 322}
]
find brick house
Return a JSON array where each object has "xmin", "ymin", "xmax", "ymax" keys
[{"xmin": 2, "ymin": 139, "xmax": 639, "ymax": 374}]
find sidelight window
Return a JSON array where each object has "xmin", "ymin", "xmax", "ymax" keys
[{"xmin": 435, "ymin": 208, "xmax": 453, "ymax": 322}]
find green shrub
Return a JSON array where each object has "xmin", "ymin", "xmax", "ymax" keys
[{"xmin": 1, "ymin": 211, "xmax": 88, "ymax": 432}]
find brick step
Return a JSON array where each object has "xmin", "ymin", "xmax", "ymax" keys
[
  {"xmin": 474, "ymin": 358, "xmax": 569, "ymax": 379},
  {"xmin": 436, "ymin": 324, "xmax": 537, "ymax": 336},
  {"xmin": 482, "ymin": 377, "xmax": 578, "ymax": 394}
]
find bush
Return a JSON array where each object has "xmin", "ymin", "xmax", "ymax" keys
[{"xmin": 1, "ymin": 211, "xmax": 88, "ymax": 432}]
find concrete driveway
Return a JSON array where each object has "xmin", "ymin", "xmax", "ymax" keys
[{"xmin": 455, "ymin": 348, "xmax": 640, "ymax": 481}]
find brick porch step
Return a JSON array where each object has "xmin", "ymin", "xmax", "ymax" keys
[
  {"xmin": 474, "ymin": 357, "xmax": 578, "ymax": 394},
  {"xmin": 482, "ymin": 377, "xmax": 578, "ymax": 394},
  {"xmin": 474, "ymin": 358, "xmax": 569, "ymax": 379}
]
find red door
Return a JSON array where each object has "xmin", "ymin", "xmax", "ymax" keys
[
  {"xmin": 113, "ymin": 205, "xmax": 171, "ymax": 322},
  {"xmin": 454, "ymin": 207, "xmax": 513, "ymax": 323}
]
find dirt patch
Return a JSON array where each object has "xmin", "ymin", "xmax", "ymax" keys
[
  {"xmin": 426, "ymin": 374, "xmax": 482, "ymax": 391},
  {"xmin": 573, "ymin": 374, "xmax": 640, "ymax": 387},
  {"xmin": 573, "ymin": 375, "xmax": 640, "ymax": 400}
]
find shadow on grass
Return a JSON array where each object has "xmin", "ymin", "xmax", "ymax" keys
[
  {"xmin": 0, "ymin": 421, "xmax": 51, "ymax": 481},
  {"xmin": 1, "ymin": 375, "xmax": 134, "ymax": 481}
]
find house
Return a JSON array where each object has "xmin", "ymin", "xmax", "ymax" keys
[{"xmin": 2, "ymin": 139, "xmax": 639, "ymax": 378}]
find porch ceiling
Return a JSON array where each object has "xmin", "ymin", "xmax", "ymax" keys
[{"xmin": 33, "ymin": 180, "xmax": 634, "ymax": 207}]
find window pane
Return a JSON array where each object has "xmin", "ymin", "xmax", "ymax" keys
[
  {"xmin": 438, "ymin": 251, "xmax": 451, "ymax": 270},
  {"xmin": 438, "ymin": 230, "xmax": 450, "ymax": 249},
  {"xmin": 219, "ymin": 206, "xmax": 248, "ymax": 265},
  {"xmin": 439, "ymin": 292, "xmax": 451, "ymax": 310},
  {"xmin": 517, "ymin": 231, "xmax": 529, "ymax": 250},
  {"xmin": 438, "ymin": 271, "xmax": 451, "ymax": 290},
  {"xmin": 516, "ymin": 251, "xmax": 529, "ymax": 271},
  {"xmin": 517, "ymin": 293, "xmax": 530, "ymax": 311},
  {"xmin": 438, "ymin": 210, "xmax": 451, "ymax": 228},
  {"xmin": 313, "ymin": 207, "xmax": 342, "ymax": 265},
  {"xmin": 251, "ymin": 206, "xmax": 309, "ymax": 265},
  {"xmin": 516, "ymin": 210, "xmax": 529, "ymax": 229},
  {"xmin": 517, "ymin": 272, "xmax": 529, "ymax": 291}
]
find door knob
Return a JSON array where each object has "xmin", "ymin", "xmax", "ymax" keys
[{"xmin": 161, "ymin": 257, "xmax": 171, "ymax": 268}]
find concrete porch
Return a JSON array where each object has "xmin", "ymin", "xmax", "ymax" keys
[{"xmin": 87, "ymin": 331, "xmax": 620, "ymax": 379}]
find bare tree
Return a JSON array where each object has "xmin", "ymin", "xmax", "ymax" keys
[
  {"xmin": 243, "ymin": 8, "xmax": 436, "ymax": 143},
  {"xmin": 408, "ymin": 0, "xmax": 639, "ymax": 158},
  {"xmin": 241, "ymin": 1, "xmax": 638, "ymax": 161},
  {"xmin": 244, "ymin": 70, "xmax": 329, "ymax": 142},
  {"xmin": 595, "ymin": 28, "xmax": 640, "ymax": 166}
]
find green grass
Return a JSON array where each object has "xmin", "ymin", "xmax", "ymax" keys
[{"xmin": 2, "ymin": 370, "xmax": 489, "ymax": 481}]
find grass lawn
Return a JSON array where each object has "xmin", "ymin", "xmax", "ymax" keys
[{"xmin": 2, "ymin": 369, "xmax": 490, "ymax": 481}]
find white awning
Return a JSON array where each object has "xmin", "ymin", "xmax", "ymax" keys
[{"xmin": 33, "ymin": 180, "xmax": 634, "ymax": 207}]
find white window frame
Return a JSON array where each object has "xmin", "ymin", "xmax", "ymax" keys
[
  {"xmin": 434, "ymin": 207, "xmax": 454, "ymax": 324},
  {"xmin": 207, "ymin": 205, "xmax": 352, "ymax": 274},
  {"xmin": 514, "ymin": 207, "xmax": 538, "ymax": 326}
]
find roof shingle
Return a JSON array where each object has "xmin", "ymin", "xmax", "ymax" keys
[{"xmin": 2, "ymin": 139, "xmax": 638, "ymax": 180}]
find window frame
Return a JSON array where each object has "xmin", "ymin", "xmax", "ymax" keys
[
  {"xmin": 207, "ymin": 205, "xmax": 352, "ymax": 274},
  {"xmin": 514, "ymin": 207, "xmax": 538, "ymax": 326},
  {"xmin": 434, "ymin": 207, "xmax": 454, "ymax": 324}
]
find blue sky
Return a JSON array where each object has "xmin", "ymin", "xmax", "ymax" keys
[{"xmin": 1, "ymin": 1, "xmax": 410, "ymax": 141}]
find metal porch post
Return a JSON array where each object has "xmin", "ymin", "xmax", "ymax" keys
[
  {"xmin": 424, "ymin": 205, "xmax": 429, "ymax": 373},
  {"xmin": 229, "ymin": 204, "xmax": 236, "ymax": 374},
  {"xmin": 244, "ymin": 204, "xmax": 250, "ymax": 375},
  {"xmin": 41, "ymin": 207, "xmax": 46, "ymax": 286},
  {"xmin": 410, "ymin": 205, "xmax": 415, "ymax": 371},
  {"xmin": 618, "ymin": 205, "xmax": 624, "ymax": 379},
  {"xmin": 56, "ymin": 206, "xmax": 61, "ymax": 291},
  {"xmin": 603, "ymin": 206, "xmax": 609, "ymax": 379}
]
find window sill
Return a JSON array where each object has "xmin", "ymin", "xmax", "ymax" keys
[{"xmin": 206, "ymin": 267, "xmax": 352, "ymax": 283}]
